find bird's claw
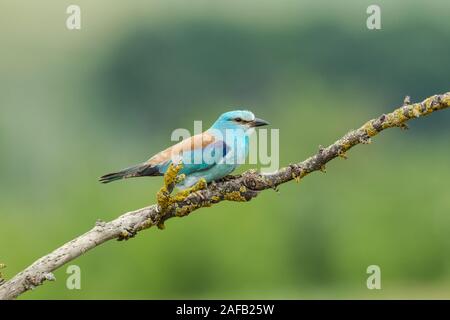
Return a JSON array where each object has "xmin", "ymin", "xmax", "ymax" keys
[
  {"xmin": 156, "ymin": 164, "xmax": 208, "ymax": 227},
  {"xmin": 175, "ymin": 173, "xmax": 186, "ymax": 184}
]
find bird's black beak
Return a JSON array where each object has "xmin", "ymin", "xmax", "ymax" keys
[{"xmin": 250, "ymin": 118, "xmax": 270, "ymax": 127}]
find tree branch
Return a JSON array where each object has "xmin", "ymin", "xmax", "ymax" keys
[{"xmin": 0, "ymin": 92, "xmax": 448, "ymax": 300}]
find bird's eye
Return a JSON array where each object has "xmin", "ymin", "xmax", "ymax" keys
[{"xmin": 235, "ymin": 117, "xmax": 242, "ymax": 122}]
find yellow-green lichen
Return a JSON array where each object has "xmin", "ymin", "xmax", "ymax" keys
[
  {"xmin": 412, "ymin": 106, "xmax": 422, "ymax": 118},
  {"xmin": 339, "ymin": 137, "xmax": 353, "ymax": 151},
  {"xmin": 175, "ymin": 205, "xmax": 196, "ymax": 217},
  {"xmin": 136, "ymin": 219, "xmax": 153, "ymax": 232},
  {"xmin": 393, "ymin": 108, "xmax": 408, "ymax": 124},
  {"xmin": 175, "ymin": 200, "xmax": 212, "ymax": 217},
  {"xmin": 156, "ymin": 163, "xmax": 184, "ymax": 210},
  {"xmin": 291, "ymin": 166, "xmax": 307, "ymax": 182},
  {"xmin": 337, "ymin": 149, "xmax": 348, "ymax": 159},
  {"xmin": 223, "ymin": 191, "xmax": 247, "ymax": 202},
  {"xmin": 157, "ymin": 222, "xmax": 166, "ymax": 230},
  {"xmin": 362, "ymin": 121, "xmax": 378, "ymax": 137},
  {"xmin": 164, "ymin": 163, "xmax": 183, "ymax": 187},
  {"xmin": 172, "ymin": 178, "xmax": 207, "ymax": 202},
  {"xmin": 156, "ymin": 163, "xmax": 209, "ymax": 224}
]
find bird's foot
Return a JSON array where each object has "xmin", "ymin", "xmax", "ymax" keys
[
  {"xmin": 155, "ymin": 163, "xmax": 184, "ymax": 229},
  {"xmin": 156, "ymin": 164, "xmax": 207, "ymax": 228},
  {"xmin": 175, "ymin": 173, "xmax": 186, "ymax": 184},
  {"xmin": 172, "ymin": 178, "xmax": 207, "ymax": 202}
]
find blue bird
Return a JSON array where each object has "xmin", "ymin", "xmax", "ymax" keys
[{"xmin": 99, "ymin": 110, "xmax": 269, "ymax": 189}]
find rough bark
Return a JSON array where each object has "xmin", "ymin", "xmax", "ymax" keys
[{"xmin": 0, "ymin": 92, "xmax": 448, "ymax": 300}]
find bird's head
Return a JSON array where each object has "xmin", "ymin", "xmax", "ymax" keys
[{"xmin": 210, "ymin": 110, "xmax": 269, "ymax": 133}]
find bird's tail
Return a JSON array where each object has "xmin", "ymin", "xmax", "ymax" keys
[{"xmin": 99, "ymin": 163, "xmax": 161, "ymax": 184}]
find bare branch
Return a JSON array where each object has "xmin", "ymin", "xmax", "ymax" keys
[{"xmin": 0, "ymin": 92, "xmax": 448, "ymax": 300}]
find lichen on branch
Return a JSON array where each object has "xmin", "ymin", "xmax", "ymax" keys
[{"xmin": 0, "ymin": 92, "xmax": 448, "ymax": 300}]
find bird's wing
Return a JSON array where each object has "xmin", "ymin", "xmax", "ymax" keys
[{"xmin": 147, "ymin": 132, "xmax": 229, "ymax": 174}]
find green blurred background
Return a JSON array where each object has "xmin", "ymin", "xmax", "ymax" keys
[{"xmin": 1, "ymin": 0, "xmax": 449, "ymax": 299}]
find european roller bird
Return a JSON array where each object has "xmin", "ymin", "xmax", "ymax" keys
[{"xmin": 99, "ymin": 110, "xmax": 269, "ymax": 189}]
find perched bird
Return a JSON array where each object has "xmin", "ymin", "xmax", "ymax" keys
[{"xmin": 99, "ymin": 110, "xmax": 269, "ymax": 189}]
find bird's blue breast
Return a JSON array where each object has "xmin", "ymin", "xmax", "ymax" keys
[{"xmin": 158, "ymin": 125, "xmax": 251, "ymax": 189}]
